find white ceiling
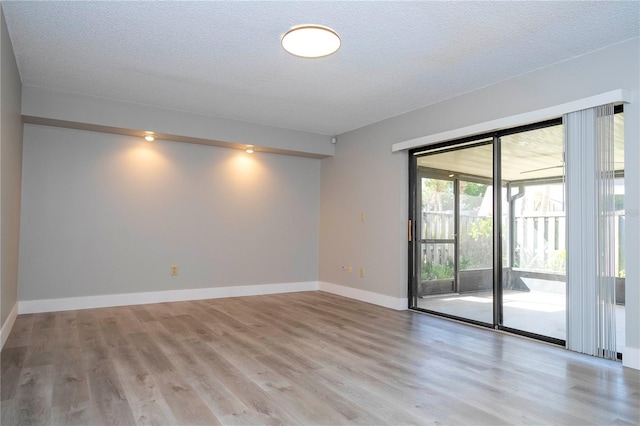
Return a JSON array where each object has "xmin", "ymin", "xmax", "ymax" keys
[{"xmin": 3, "ymin": 1, "xmax": 639, "ymax": 136}]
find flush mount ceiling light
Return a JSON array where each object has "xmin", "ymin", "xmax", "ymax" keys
[
  {"xmin": 144, "ymin": 132, "xmax": 155, "ymax": 142},
  {"xmin": 281, "ymin": 25, "xmax": 341, "ymax": 58},
  {"xmin": 245, "ymin": 146, "xmax": 255, "ymax": 154}
]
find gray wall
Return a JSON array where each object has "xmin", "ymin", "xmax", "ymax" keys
[
  {"xmin": 320, "ymin": 38, "xmax": 640, "ymax": 358},
  {"xmin": 1, "ymin": 6, "xmax": 23, "ymax": 328},
  {"xmin": 18, "ymin": 125, "xmax": 320, "ymax": 300},
  {"xmin": 319, "ymin": 125, "xmax": 408, "ymax": 297}
]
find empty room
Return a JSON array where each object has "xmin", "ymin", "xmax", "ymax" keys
[{"xmin": 1, "ymin": 2, "xmax": 639, "ymax": 425}]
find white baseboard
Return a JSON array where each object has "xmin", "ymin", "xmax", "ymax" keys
[
  {"xmin": 623, "ymin": 346, "xmax": 640, "ymax": 370},
  {"xmin": 1, "ymin": 302, "xmax": 19, "ymax": 349},
  {"xmin": 318, "ymin": 281, "xmax": 407, "ymax": 310},
  {"xmin": 18, "ymin": 281, "xmax": 319, "ymax": 314}
]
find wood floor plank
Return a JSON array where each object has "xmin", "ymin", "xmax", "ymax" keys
[
  {"xmin": 50, "ymin": 401, "xmax": 91, "ymax": 426},
  {"xmin": 125, "ymin": 332, "xmax": 175, "ymax": 374},
  {"xmin": 1, "ymin": 399, "xmax": 16, "ymax": 425},
  {"xmin": 142, "ymin": 303, "xmax": 177, "ymax": 321},
  {"xmin": 51, "ymin": 362, "xmax": 89, "ymax": 413},
  {"xmin": 209, "ymin": 321, "xmax": 272, "ymax": 357},
  {"xmin": 22, "ymin": 325, "xmax": 57, "ymax": 368},
  {"xmin": 76, "ymin": 310, "xmax": 101, "ymax": 346},
  {"xmin": 86, "ymin": 364, "xmax": 136, "ymax": 426},
  {"xmin": 98, "ymin": 316, "xmax": 131, "ymax": 350},
  {"xmin": 3, "ymin": 315, "xmax": 35, "ymax": 349},
  {"xmin": 2, "ymin": 291, "xmax": 638, "ymax": 425},
  {"xmin": 52, "ymin": 311, "xmax": 77, "ymax": 330},
  {"xmin": 155, "ymin": 370, "xmax": 221, "ymax": 425},
  {"xmin": 190, "ymin": 340, "xmax": 299, "ymax": 424},
  {"xmin": 13, "ymin": 365, "xmax": 53, "ymax": 425},
  {"xmin": 266, "ymin": 383, "xmax": 351, "ymax": 425},
  {"xmin": 112, "ymin": 343, "xmax": 177, "ymax": 426},
  {"xmin": 163, "ymin": 341, "xmax": 248, "ymax": 418},
  {"xmin": 106, "ymin": 307, "xmax": 146, "ymax": 335},
  {"xmin": 80, "ymin": 336, "xmax": 111, "ymax": 372},
  {"xmin": 174, "ymin": 314, "xmax": 221, "ymax": 343},
  {"xmin": 158, "ymin": 315, "xmax": 202, "ymax": 342},
  {"xmin": 129, "ymin": 305, "xmax": 157, "ymax": 323},
  {"xmin": 32, "ymin": 312, "xmax": 56, "ymax": 331},
  {"xmin": 256, "ymin": 352, "xmax": 388, "ymax": 425},
  {"xmin": 291, "ymin": 336, "xmax": 458, "ymax": 423},
  {"xmin": 305, "ymin": 366, "xmax": 426, "ymax": 425},
  {"xmin": 1, "ymin": 346, "xmax": 27, "ymax": 401},
  {"xmin": 212, "ymin": 340, "xmax": 292, "ymax": 391}
]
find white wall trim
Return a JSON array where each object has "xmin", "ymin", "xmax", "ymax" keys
[
  {"xmin": 392, "ymin": 89, "xmax": 633, "ymax": 152},
  {"xmin": 1, "ymin": 302, "xmax": 19, "ymax": 349},
  {"xmin": 318, "ymin": 281, "xmax": 407, "ymax": 311},
  {"xmin": 623, "ymin": 347, "xmax": 640, "ymax": 371},
  {"xmin": 18, "ymin": 281, "xmax": 319, "ymax": 314}
]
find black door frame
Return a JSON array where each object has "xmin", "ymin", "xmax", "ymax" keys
[{"xmin": 408, "ymin": 117, "xmax": 565, "ymax": 343}]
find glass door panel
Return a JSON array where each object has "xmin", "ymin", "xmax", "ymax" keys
[
  {"xmin": 412, "ymin": 141, "xmax": 494, "ymax": 325},
  {"xmin": 456, "ymin": 180, "xmax": 494, "ymax": 323},
  {"xmin": 614, "ymin": 112, "xmax": 625, "ymax": 354},
  {"xmin": 420, "ymin": 242, "xmax": 455, "ymax": 295},
  {"xmin": 417, "ymin": 177, "xmax": 455, "ymax": 298},
  {"xmin": 500, "ymin": 124, "xmax": 566, "ymax": 341}
]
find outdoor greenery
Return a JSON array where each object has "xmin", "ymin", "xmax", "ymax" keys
[
  {"xmin": 421, "ymin": 259, "xmax": 454, "ymax": 281},
  {"xmin": 460, "ymin": 216, "xmax": 493, "ymax": 270},
  {"xmin": 419, "ymin": 177, "xmax": 629, "ymax": 277}
]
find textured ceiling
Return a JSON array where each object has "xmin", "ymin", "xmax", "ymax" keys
[{"xmin": 3, "ymin": 1, "xmax": 639, "ymax": 135}]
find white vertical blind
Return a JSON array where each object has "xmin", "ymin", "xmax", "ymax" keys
[{"xmin": 565, "ymin": 103, "xmax": 617, "ymax": 359}]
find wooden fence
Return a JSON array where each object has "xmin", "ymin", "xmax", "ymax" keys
[{"xmin": 421, "ymin": 211, "xmax": 625, "ymax": 275}]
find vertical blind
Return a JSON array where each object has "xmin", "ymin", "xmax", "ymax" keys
[{"xmin": 565, "ymin": 103, "xmax": 617, "ymax": 359}]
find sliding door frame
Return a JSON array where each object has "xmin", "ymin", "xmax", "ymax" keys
[
  {"xmin": 492, "ymin": 135, "xmax": 503, "ymax": 329},
  {"xmin": 408, "ymin": 117, "xmax": 565, "ymax": 341}
]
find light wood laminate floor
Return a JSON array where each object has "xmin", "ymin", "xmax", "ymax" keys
[{"xmin": 1, "ymin": 291, "xmax": 639, "ymax": 425}]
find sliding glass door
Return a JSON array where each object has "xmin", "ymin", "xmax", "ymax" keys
[
  {"xmin": 411, "ymin": 140, "xmax": 494, "ymax": 325},
  {"xmin": 500, "ymin": 123, "xmax": 566, "ymax": 342},
  {"xmin": 409, "ymin": 108, "xmax": 625, "ymax": 353},
  {"xmin": 409, "ymin": 121, "xmax": 567, "ymax": 341}
]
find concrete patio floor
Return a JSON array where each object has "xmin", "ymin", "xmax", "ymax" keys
[{"xmin": 417, "ymin": 287, "xmax": 626, "ymax": 353}]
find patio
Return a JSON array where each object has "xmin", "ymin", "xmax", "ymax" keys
[{"xmin": 417, "ymin": 280, "xmax": 626, "ymax": 352}]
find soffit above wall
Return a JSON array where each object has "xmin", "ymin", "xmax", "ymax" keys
[{"xmin": 21, "ymin": 86, "xmax": 334, "ymax": 159}]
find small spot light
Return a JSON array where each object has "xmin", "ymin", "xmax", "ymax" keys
[
  {"xmin": 144, "ymin": 132, "xmax": 155, "ymax": 142},
  {"xmin": 245, "ymin": 146, "xmax": 255, "ymax": 154},
  {"xmin": 448, "ymin": 173, "xmax": 455, "ymax": 177}
]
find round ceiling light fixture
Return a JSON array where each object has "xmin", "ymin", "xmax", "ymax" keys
[
  {"xmin": 144, "ymin": 132, "xmax": 156, "ymax": 142},
  {"xmin": 281, "ymin": 25, "xmax": 341, "ymax": 58}
]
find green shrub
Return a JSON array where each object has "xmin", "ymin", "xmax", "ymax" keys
[{"xmin": 421, "ymin": 259, "xmax": 454, "ymax": 281}]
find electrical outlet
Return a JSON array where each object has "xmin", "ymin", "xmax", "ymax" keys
[
  {"xmin": 360, "ymin": 267, "xmax": 365, "ymax": 277},
  {"xmin": 361, "ymin": 213, "xmax": 366, "ymax": 222},
  {"xmin": 171, "ymin": 265, "xmax": 178, "ymax": 276}
]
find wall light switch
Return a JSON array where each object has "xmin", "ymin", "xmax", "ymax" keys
[
  {"xmin": 361, "ymin": 213, "xmax": 366, "ymax": 222},
  {"xmin": 360, "ymin": 267, "xmax": 365, "ymax": 277},
  {"xmin": 171, "ymin": 265, "xmax": 179, "ymax": 276}
]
